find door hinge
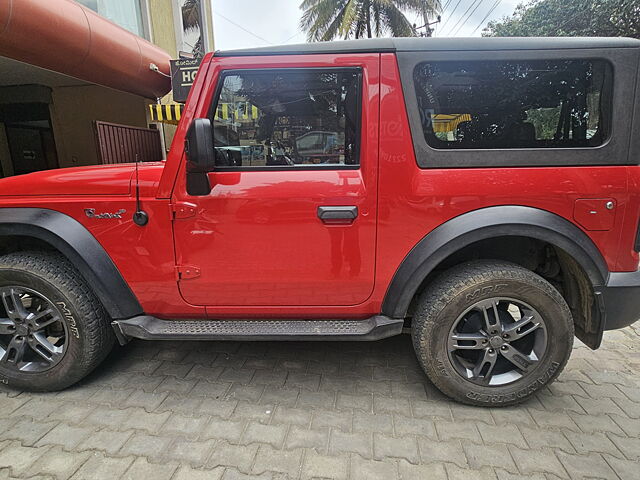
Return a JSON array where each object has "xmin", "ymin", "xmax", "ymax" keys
[
  {"xmin": 176, "ymin": 265, "xmax": 201, "ymax": 280},
  {"xmin": 171, "ymin": 202, "xmax": 197, "ymax": 220}
]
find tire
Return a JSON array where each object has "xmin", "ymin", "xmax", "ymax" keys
[
  {"xmin": 412, "ymin": 261, "xmax": 574, "ymax": 407},
  {"xmin": 0, "ymin": 251, "xmax": 115, "ymax": 391}
]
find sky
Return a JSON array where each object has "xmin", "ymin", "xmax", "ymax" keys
[{"xmin": 211, "ymin": 0, "xmax": 524, "ymax": 51}]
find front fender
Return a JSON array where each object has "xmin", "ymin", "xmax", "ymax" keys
[{"xmin": 0, "ymin": 208, "xmax": 143, "ymax": 319}]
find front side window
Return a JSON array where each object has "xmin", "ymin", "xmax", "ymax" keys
[
  {"xmin": 210, "ymin": 69, "xmax": 361, "ymax": 168},
  {"xmin": 414, "ymin": 59, "xmax": 611, "ymax": 149}
]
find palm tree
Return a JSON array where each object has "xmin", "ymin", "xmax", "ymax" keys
[
  {"xmin": 181, "ymin": 0, "xmax": 203, "ymax": 57},
  {"xmin": 300, "ymin": 0, "xmax": 441, "ymax": 41}
]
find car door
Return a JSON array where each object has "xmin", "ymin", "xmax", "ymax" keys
[{"xmin": 171, "ymin": 55, "xmax": 380, "ymax": 307}]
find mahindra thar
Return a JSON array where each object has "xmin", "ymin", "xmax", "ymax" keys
[{"xmin": 1, "ymin": 37, "xmax": 639, "ymax": 406}]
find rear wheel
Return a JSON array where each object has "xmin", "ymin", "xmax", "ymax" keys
[
  {"xmin": 0, "ymin": 251, "xmax": 114, "ymax": 391},
  {"xmin": 412, "ymin": 261, "xmax": 573, "ymax": 406}
]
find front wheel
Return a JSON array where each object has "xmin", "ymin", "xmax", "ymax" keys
[
  {"xmin": 0, "ymin": 251, "xmax": 115, "ymax": 391},
  {"xmin": 412, "ymin": 261, "xmax": 574, "ymax": 407}
]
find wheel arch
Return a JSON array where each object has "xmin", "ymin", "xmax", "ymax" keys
[
  {"xmin": 382, "ymin": 206, "xmax": 608, "ymax": 329},
  {"xmin": 0, "ymin": 208, "xmax": 143, "ymax": 320}
]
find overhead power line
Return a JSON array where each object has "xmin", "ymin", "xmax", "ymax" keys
[
  {"xmin": 444, "ymin": 0, "xmax": 480, "ymax": 36},
  {"xmin": 439, "ymin": 0, "xmax": 465, "ymax": 32},
  {"xmin": 471, "ymin": 0, "xmax": 502, "ymax": 35},
  {"xmin": 216, "ymin": 12, "xmax": 274, "ymax": 45},
  {"xmin": 451, "ymin": 0, "xmax": 484, "ymax": 36}
]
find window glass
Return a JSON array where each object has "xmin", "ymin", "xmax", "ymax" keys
[
  {"xmin": 210, "ymin": 69, "xmax": 361, "ymax": 168},
  {"xmin": 77, "ymin": 0, "xmax": 146, "ymax": 39},
  {"xmin": 414, "ymin": 60, "xmax": 610, "ymax": 149}
]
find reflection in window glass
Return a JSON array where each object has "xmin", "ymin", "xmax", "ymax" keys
[
  {"xmin": 210, "ymin": 70, "xmax": 361, "ymax": 168},
  {"xmin": 77, "ymin": 0, "xmax": 146, "ymax": 38},
  {"xmin": 414, "ymin": 60, "xmax": 610, "ymax": 149}
]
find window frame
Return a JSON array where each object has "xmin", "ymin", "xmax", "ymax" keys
[
  {"xmin": 207, "ymin": 67, "xmax": 364, "ymax": 172},
  {"xmin": 396, "ymin": 48, "xmax": 636, "ymax": 169}
]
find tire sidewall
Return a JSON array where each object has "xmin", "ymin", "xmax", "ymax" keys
[
  {"xmin": 418, "ymin": 274, "xmax": 573, "ymax": 406},
  {"xmin": 0, "ymin": 268, "xmax": 86, "ymax": 389}
]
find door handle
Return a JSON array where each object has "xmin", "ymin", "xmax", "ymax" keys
[{"xmin": 317, "ymin": 206, "xmax": 358, "ymax": 225}]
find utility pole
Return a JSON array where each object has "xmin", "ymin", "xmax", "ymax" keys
[{"xmin": 415, "ymin": 12, "xmax": 441, "ymax": 37}]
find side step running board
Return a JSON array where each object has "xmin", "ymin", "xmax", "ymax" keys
[{"xmin": 112, "ymin": 315, "xmax": 403, "ymax": 345}]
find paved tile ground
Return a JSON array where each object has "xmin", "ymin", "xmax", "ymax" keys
[{"xmin": 0, "ymin": 324, "xmax": 638, "ymax": 480}]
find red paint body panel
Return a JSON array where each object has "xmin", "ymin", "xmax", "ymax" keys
[{"xmin": 0, "ymin": 52, "xmax": 638, "ymax": 321}]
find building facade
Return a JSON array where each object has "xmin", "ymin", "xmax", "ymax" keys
[{"xmin": 0, "ymin": 0, "xmax": 213, "ymax": 178}]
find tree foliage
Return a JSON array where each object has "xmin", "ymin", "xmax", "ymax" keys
[
  {"xmin": 300, "ymin": 0, "xmax": 441, "ymax": 41},
  {"xmin": 483, "ymin": 0, "xmax": 640, "ymax": 38}
]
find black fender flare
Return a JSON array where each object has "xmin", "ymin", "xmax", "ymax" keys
[
  {"xmin": 381, "ymin": 205, "xmax": 608, "ymax": 319},
  {"xmin": 0, "ymin": 208, "xmax": 143, "ymax": 320}
]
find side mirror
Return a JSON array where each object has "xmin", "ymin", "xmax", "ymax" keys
[{"xmin": 185, "ymin": 118, "xmax": 215, "ymax": 172}]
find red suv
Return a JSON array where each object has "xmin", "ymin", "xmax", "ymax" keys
[{"xmin": 1, "ymin": 37, "xmax": 639, "ymax": 406}]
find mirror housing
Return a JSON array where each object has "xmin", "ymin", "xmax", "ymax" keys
[{"xmin": 185, "ymin": 118, "xmax": 215, "ymax": 172}]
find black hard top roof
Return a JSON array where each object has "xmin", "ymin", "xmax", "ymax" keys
[{"xmin": 214, "ymin": 37, "xmax": 640, "ymax": 57}]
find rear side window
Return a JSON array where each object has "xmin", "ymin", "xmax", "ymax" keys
[
  {"xmin": 414, "ymin": 60, "xmax": 611, "ymax": 150},
  {"xmin": 210, "ymin": 68, "xmax": 361, "ymax": 169}
]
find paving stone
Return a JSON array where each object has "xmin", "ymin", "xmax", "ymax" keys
[
  {"xmin": 418, "ymin": 438, "xmax": 468, "ymax": 468},
  {"xmin": 564, "ymin": 430, "xmax": 624, "ymax": 458},
  {"xmin": 602, "ymin": 453, "xmax": 640, "ymax": 480},
  {"xmin": 198, "ymin": 398, "xmax": 238, "ymax": 418},
  {"xmin": 410, "ymin": 400, "xmax": 452, "ymax": 420},
  {"xmin": 393, "ymin": 414, "xmax": 435, "ymax": 438},
  {"xmin": 157, "ymin": 393, "xmax": 203, "ymax": 413},
  {"xmin": 286, "ymin": 425, "xmax": 329, "ymax": 451},
  {"xmin": 207, "ymin": 442, "xmax": 259, "ymax": 473},
  {"xmin": 336, "ymin": 393, "xmax": 373, "ymax": 411},
  {"xmin": 84, "ymin": 406, "xmax": 132, "ymax": 428},
  {"xmin": 569, "ymin": 412, "xmax": 625, "ymax": 435},
  {"xmin": 253, "ymin": 445, "xmax": 304, "ymax": 477},
  {"xmin": 249, "ymin": 369, "xmax": 287, "ymax": 387},
  {"xmin": 397, "ymin": 459, "xmax": 447, "ymax": 480},
  {"xmin": 35, "ymin": 422, "xmax": 93, "ymax": 449},
  {"xmin": 574, "ymin": 396, "xmax": 626, "ymax": 417},
  {"xmin": 232, "ymin": 402, "xmax": 274, "ymax": 424},
  {"xmin": 373, "ymin": 432, "xmax": 419, "ymax": 463},
  {"xmin": 534, "ymin": 393, "xmax": 585, "ymax": 413},
  {"xmin": 320, "ymin": 376, "xmax": 359, "ymax": 394},
  {"xmin": 122, "ymin": 456, "xmax": 178, "ymax": 480},
  {"xmin": 355, "ymin": 379, "xmax": 392, "ymax": 396},
  {"xmin": 373, "ymin": 396, "xmax": 411, "ymax": 415},
  {"xmin": 285, "ymin": 372, "xmax": 321, "ymax": 391},
  {"xmin": 435, "ymin": 421, "xmax": 482, "ymax": 443},
  {"xmin": 154, "ymin": 361, "xmax": 193, "ymax": 378},
  {"xmin": 509, "ymin": 446, "xmax": 567, "ymax": 478},
  {"xmin": 608, "ymin": 434, "xmax": 640, "ymax": 461},
  {"xmin": 272, "ymin": 406, "xmax": 312, "ymax": 426},
  {"xmin": 120, "ymin": 432, "xmax": 173, "ymax": 459},
  {"xmin": 11, "ymin": 398, "xmax": 61, "ymax": 418},
  {"xmin": 172, "ymin": 465, "xmax": 225, "ymax": 480},
  {"xmin": 45, "ymin": 402, "xmax": 94, "ymax": 425},
  {"xmin": 71, "ymin": 452, "xmax": 135, "ymax": 480},
  {"xmin": 25, "ymin": 446, "xmax": 90, "ymax": 479},
  {"xmin": 0, "ymin": 442, "xmax": 50, "ymax": 476},
  {"xmin": 219, "ymin": 368, "xmax": 255, "ymax": 384},
  {"xmin": 166, "ymin": 438, "xmax": 217, "ymax": 467},
  {"xmin": 329, "ymin": 429, "xmax": 372, "ymax": 458},
  {"xmin": 489, "ymin": 407, "xmax": 536, "ymax": 427},
  {"xmin": 77, "ymin": 428, "xmax": 132, "ymax": 455},
  {"xmin": 126, "ymin": 408, "xmax": 171, "ymax": 433},
  {"xmin": 185, "ymin": 365, "xmax": 225, "ymax": 382},
  {"xmin": 161, "ymin": 412, "xmax": 208, "ymax": 436},
  {"xmin": 451, "ymin": 404, "xmax": 495, "ymax": 425},
  {"xmin": 445, "ymin": 464, "xmax": 498, "ymax": 480},
  {"xmin": 301, "ymin": 450, "xmax": 348, "ymax": 480},
  {"xmin": 463, "ymin": 442, "xmax": 516, "ymax": 472},
  {"xmin": 123, "ymin": 389, "xmax": 170, "ymax": 411},
  {"xmin": 225, "ymin": 384, "xmax": 265, "ymax": 403},
  {"xmin": 0, "ymin": 418, "xmax": 57, "ymax": 446},
  {"xmin": 241, "ymin": 422, "xmax": 287, "ymax": 448},
  {"xmin": 528, "ymin": 410, "xmax": 580, "ymax": 431},
  {"xmin": 556, "ymin": 450, "xmax": 617, "ymax": 479},
  {"xmin": 350, "ymin": 456, "xmax": 399, "ymax": 480},
  {"xmin": 259, "ymin": 387, "xmax": 300, "ymax": 407},
  {"xmin": 353, "ymin": 411, "xmax": 393, "ymax": 434},
  {"xmin": 89, "ymin": 387, "xmax": 134, "ymax": 405},
  {"xmin": 297, "ymin": 390, "xmax": 336, "ymax": 408},
  {"xmin": 202, "ymin": 417, "xmax": 246, "ymax": 443},
  {"xmin": 613, "ymin": 397, "xmax": 640, "ymax": 419},
  {"xmin": 494, "ymin": 470, "xmax": 546, "ymax": 480},
  {"xmin": 311, "ymin": 410, "xmax": 352, "ymax": 432},
  {"xmin": 390, "ymin": 381, "xmax": 429, "ymax": 399},
  {"xmin": 579, "ymin": 382, "xmax": 628, "ymax": 400},
  {"xmin": 477, "ymin": 423, "xmax": 527, "ymax": 448},
  {"xmin": 518, "ymin": 426, "xmax": 575, "ymax": 453}
]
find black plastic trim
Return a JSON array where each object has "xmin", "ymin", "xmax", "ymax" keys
[
  {"xmin": 0, "ymin": 208, "xmax": 143, "ymax": 319},
  {"xmin": 382, "ymin": 206, "xmax": 608, "ymax": 319},
  {"xmin": 112, "ymin": 315, "xmax": 403, "ymax": 344},
  {"xmin": 596, "ymin": 270, "xmax": 640, "ymax": 330},
  {"xmin": 317, "ymin": 206, "xmax": 358, "ymax": 223}
]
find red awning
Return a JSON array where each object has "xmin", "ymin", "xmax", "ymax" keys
[{"xmin": 0, "ymin": 0, "xmax": 171, "ymax": 99}]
